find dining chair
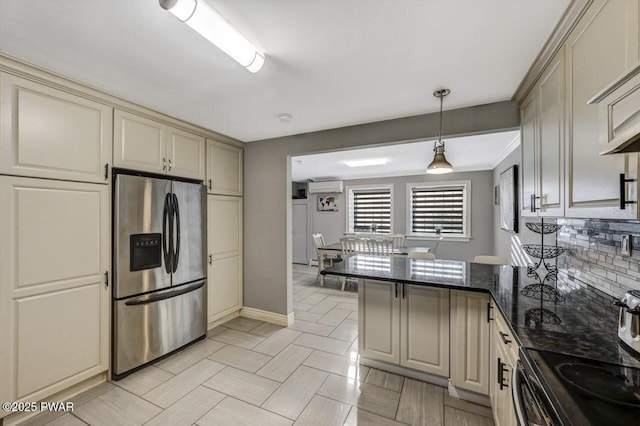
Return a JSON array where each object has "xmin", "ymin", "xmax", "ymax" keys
[
  {"xmin": 339, "ymin": 236, "xmax": 361, "ymax": 291},
  {"xmin": 312, "ymin": 233, "xmax": 332, "ymax": 285},
  {"xmin": 473, "ymin": 255, "xmax": 508, "ymax": 265},
  {"xmin": 390, "ymin": 234, "xmax": 406, "ymax": 248},
  {"xmin": 408, "ymin": 251, "xmax": 436, "ymax": 260},
  {"xmin": 366, "ymin": 237, "xmax": 394, "ymax": 256}
]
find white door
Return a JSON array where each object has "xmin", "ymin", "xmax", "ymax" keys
[
  {"xmin": 0, "ymin": 73, "xmax": 112, "ymax": 184},
  {"xmin": 358, "ymin": 279, "xmax": 400, "ymax": 364},
  {"xmin": 167, "ymin": 126, "xmax": 205, "ymax": 180},
  {"xmin": 292, "ymin": 202, "xmax": 308, "ymax": 265},
  {"xmin": 564, "ymin": 0, "xmax": 639, "ymax": 219},
  {"xmin": 0, "ymin": 176, "xmax": 109, "ymax": 404},
  {"xmin": 113, "ymin": 109, "xmax": 166, "ymax": 175},
  {"xmin": 207, "ymin": 195, "xmax": 243, "ymax": 323},
  {"xmin": 206, "ymin": 140, "xmax": 243, "ymax": 196}
]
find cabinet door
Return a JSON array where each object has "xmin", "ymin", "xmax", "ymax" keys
[
  {"xmin": 114, "ymin": 109, "xmax": 166, "ymax": 174},
  {"xmin": 0, "ymin": 176, "xmax": 109, "ymax": 404},
  {"xmin": 520, "ymin": 91, "xmax": 538, "ymax": 217},
  {"xmin": 538, "ymin": 50, "xmax": 565, "ymax": 217},
  {"xmin": 450, "ymin": 291, "xmax": 490, "ymax": 396},
  {"xmin": 493, "ymin": 336, "xmax": 517, "ymax": 426},
  {"xmin": 565, "ymin": 0, "xmax": 639, "ymax": 219},
  {"xmin": 167, "ymin": 127, "xmax": 205, "ymax": 180},
  {"xmin": 400, "ymin": 284, "xmax": 449, "ymax": 376},
  {"xmin": 207, "ymin": 195, "xmax": 243, "ymax": 323},
  {"xmin": 0, "ymin": 73, "xmax": 112, "ymax": 184},
  {"xmin": 206, "ymin": 140, "xmax": 243, "ymax": 196},
  {"xmin": 358, "ymin": 279, "xmax": 400, "ymax": 364}
]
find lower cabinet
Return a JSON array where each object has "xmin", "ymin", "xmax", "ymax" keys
[
  {"xmin": 450, "ymin": 290, "xmax": 490, "ymax": 396},
  {"xmin": 207, "ymin": 195, "xmax": 243, "ymax": 324},
  {"xmin": 490, "ymin": 304, "xmax": 519, "ymax": 426},
  {"xmin": 358, "ymin": 279, "xmax": 449, "ymax": 377},
  {"xmin": 0, "ymin": 176, "xmax": 109, "ymax": 414}
]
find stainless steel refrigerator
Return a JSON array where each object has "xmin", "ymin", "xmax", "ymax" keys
[{"xmin": 112, "ymin": 172, "xmax": 206, "ymax": 378}]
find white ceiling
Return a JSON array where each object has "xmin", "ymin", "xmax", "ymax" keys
[
  {"xmin": 291, "ymin": 130, "xmax": 520, "ymax": 181},
  {"xmin": 0, "ymin": 0, "xmax": 568, "ymax": 142}
]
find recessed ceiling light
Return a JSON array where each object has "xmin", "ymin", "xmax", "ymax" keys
[
  {"xmin": 279, "ymin": 113, "xmax": 292, "ymax": 123},
  {"xmin": 344, "ymin": 158, "xmax": 389, "ymax": 167}
]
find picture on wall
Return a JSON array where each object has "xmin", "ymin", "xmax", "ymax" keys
[
  {"xmin": 499, "ymin": 165, "xmax": 518, "ymax": 233},
  {"xmin": 317, "ymin": 195, "xmax": 338, "ymax": 211}
]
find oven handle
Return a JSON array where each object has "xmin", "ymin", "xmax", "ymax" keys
[{"xmin": 512, "ymin": 361, "xmax": 528, "ymax": 426}]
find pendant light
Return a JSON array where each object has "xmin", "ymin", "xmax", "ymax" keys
[{"xmin": 426, "ymin": 89, "xmax": 453, "ymax": 174}]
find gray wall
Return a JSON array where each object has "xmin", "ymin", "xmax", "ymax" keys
[
  {"xmin": 310, "ymin": 171, "xmax": 494, "ymax": 262},
  {"xmin": 492, "ymin": 146, "xmax": 541, "ymax": 265},
  {"xmin": 244, "ymin": 101, "xmax": 520, "ymax": 316}
]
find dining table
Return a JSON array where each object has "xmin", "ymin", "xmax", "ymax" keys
[{"xmin": 316, "ymin": 242, "xmax": 431, "ymax": 287}]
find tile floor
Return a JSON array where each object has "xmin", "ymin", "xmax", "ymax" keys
[{"xmin": 20, "ymin": 265, "xmax": 494, "ymax": 426}]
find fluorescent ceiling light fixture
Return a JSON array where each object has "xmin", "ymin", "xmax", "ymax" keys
[
  {"xmin": 344, "ymin": 158, "xmax": 389, "ymax": 167},
  {"xmin": 159, "ymin": 0, "xmax": 265, "ymax": 73}
]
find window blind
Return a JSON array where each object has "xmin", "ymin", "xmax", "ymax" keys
[
  {"xmin": 351, "ymin": 189, "xmax": 391, "ymax": 233},
  {"xmin": 411, "ymin": 187, "xmax": 464, "ymax": 235}
]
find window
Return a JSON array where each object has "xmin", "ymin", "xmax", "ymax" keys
[
  {"xmin": 347, "ymin": 185, "xmax": 393, "ymax": 233},
  {"xmin": 407, "ymin": 181, "xmax": 471, "ymax": 238}
]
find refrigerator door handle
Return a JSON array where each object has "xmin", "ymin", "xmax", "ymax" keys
[
  {"xmin": 162, "ymin": 193, "xmax": 172, "ymax": 274},
  {"xmin": 124, "ymin": 280, "xmax": 205, "ymax": 306},
  {"xmin": 172, "ymin": 193, "xmax": 180, "ymax": 273}
]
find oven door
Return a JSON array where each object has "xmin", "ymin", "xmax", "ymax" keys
[{"xmin": 512, "ymin": 360, "xmax": 555, "ymax": 426}]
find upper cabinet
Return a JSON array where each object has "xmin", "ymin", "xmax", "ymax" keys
[
  {"xmin": 564, "ymin": 0, "xmax": 639, "ymax": 219},
  {"xmin": 520, "ymin": 50, "xmax": 565, "ymax": 217},
  {"xmin": 206, "ymin": 139, "xmax": 243, "ymax": 196},
  {"xmin": 114, "ymin": 109, "xmax": 205, "ymax": 181},
  {"xmin": 0, "ymin": 73, "xmax": 113, "ymax": 184}
]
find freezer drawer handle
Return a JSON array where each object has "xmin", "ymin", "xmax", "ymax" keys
[{"xmin": 125, "ymin": 281, "xmax": 205, "ymax": 306}]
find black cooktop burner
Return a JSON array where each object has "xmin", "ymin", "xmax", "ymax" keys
[
  {"xmin": 524, "ymin": 348, "xmax": 640, "ymax": 425},
  {"xmin": 556, "ymin": 362, "xmax": 640, "ymax": 407}
]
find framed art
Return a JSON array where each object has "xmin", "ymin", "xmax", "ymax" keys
[
  {"xmin": 499, "ymin": 165, "xmax": 518, "ymax": 233},
  {"xmin": 317, "ymin": 195, "xmax": 338, "ymax": 211}
]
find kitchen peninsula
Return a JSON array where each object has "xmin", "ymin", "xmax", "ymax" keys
[{"xmin": 322, "ymin": 255, "xmax": 640, "ymax": 425}]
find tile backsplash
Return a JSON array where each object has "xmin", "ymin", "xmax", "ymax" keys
[{"xmin": 556, "ymin": 218, "xmax": 640, "ymax": 298}]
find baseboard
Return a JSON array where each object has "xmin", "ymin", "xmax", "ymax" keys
[
  {"xmin": 448, "ymin": 382, "xmax": 491, "ymax": 407},
  {"xmin": 241, "ymin": 307, "xmax": 294, "ymax": 327},
  {"xmin": 360, "ymin": 357, "xmax": 449, "ymax": 388},
  {"xmin": 207, "ymin": 310, "xmax": 241, "ymax": 330}
]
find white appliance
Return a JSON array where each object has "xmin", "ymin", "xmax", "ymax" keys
[
  {"xmin": 308, "ymin": 180, "xmax": 343, "ymax": 193},
  {"xmin": 617, "ymin": 290, "xmax": 640, "ymax": 355}
]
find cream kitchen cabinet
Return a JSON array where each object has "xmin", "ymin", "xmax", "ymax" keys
[
  {"xmin": 520, "ymin": 49, "xmax": 565, "ymax": 217},
  {"xmin": 358, "ymin": 279, "xmax": 449, "ymax": 377},
  {"xmin": 450, "ymin": 290, "xmax": 490, "ymax": 396},
  {"xmin": 0, "ymin": 73, "xmax": 112, "ymax": 184},
  {"xmin": 207, "ymin": 195, "xmax": 243, "ymax": 324},
  {"xmin": 206, "ymin": 139, "xmax": 243, "ymax": 196},
  {"xmin": 0, "ymin": 176, "xmax": 109, "ymax": 412},
  {"xmin": 564, "ymin": 0, "xmax": 640, "ymax": 219},
  {"xmin": 489, "ymin": 303, "xmax": 518, "ymax": 426},
  {"xmin": 114, "ymin": 109, "xmax": 205, "ymax": 180}
]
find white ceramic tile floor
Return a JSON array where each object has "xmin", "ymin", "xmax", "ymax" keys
[{"xmin": 19, "ymin": 264, "xmax": 494, "ymax": 426}]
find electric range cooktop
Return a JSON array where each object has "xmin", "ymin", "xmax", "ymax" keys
[{"xmin": 523, "ymin": 348, "xmax": 640, "ymax": 425}]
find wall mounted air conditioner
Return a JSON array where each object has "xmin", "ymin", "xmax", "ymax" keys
[{"xmin": 308, "ymin": 180, "xmax": 344, "ymax": 194}]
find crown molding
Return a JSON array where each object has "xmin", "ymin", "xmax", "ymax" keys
[
  {"xmin": 512, "ymin": 0, "xmax": 594, "ymax": 104},
  {"xmin": 0, "ymin": 54, "xmax": 243, "ymax": 147}
]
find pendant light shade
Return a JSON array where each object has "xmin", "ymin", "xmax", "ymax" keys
[{"xmin": 426, "ymin": 89, "xmax": 453, "ymax": 174}]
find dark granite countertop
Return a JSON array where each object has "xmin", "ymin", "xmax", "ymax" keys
[{"xmin": 321, "ymin": 255, "xmax": 640, "ymax": 368}]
